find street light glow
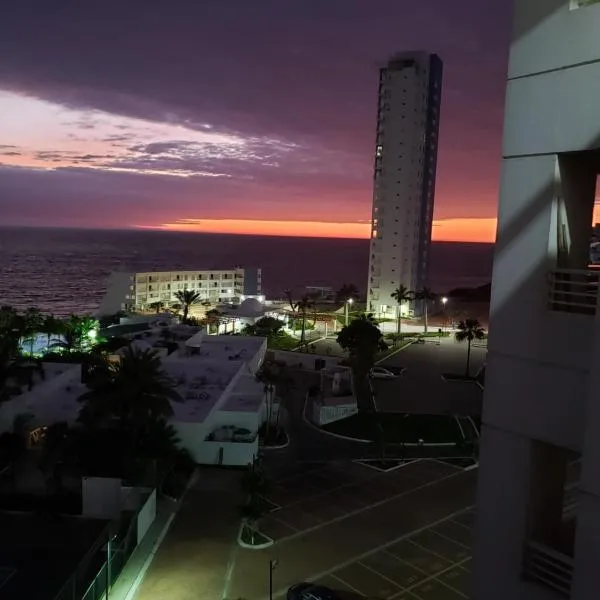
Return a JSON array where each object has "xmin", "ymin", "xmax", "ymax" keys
[
  {"xmin": 88, "ymin": 328, "xmax": 98, "ymax": 340},
  {"xmin": 442, "ymin": 297, "xmax": 448, "ymax": 305},
  {"xmin": 347, "ymin": 298, "xmax": 354, "ymax": 304}
]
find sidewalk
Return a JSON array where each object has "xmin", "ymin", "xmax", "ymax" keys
[{"xmin": 108, "ymin": 494, "xmax": 181, "ymax": 600}]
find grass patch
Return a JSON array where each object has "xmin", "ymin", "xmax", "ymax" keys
[
  {"xmin": 267, "ymin": 332, "xmax": 300, "ymax": 351},
  {"xmin": 322, "ymin": 413, "xmax": 466, "ymax": 445}
]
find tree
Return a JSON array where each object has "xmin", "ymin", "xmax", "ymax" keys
[
  {"xmin": 296, "ymin": 295, "xmax": 315, "ymax": 349},
  {"xmin": 336, "ymin": 314, "xmax": 386, "ymax": 413},
  {"xmin": 255, "ymin": 359, "xmax": 291, "ymax": 441},
  {"xmin": 335, "ymin": 283, "xmax": 360, "ymax": 304},
  {"xmin": 414, "ymin": 287, "xmax": 437, "ymax": 334},
  {"xmin": 78, "ymin": 347, "xmax": 182, "ymax": 444},
  {"xmin": 246, "ymin": 316, "xmax": 284, "ymax": 338},
  {"xmin": 174, "ymin": 289, "xmax": 202, "ymax": 323},
  {"xmin": 149, "ymin": 301, "xmax": 164, "ymax": 314},
  {"xmin": 391, "ymin": 286, "xmax": 413, "ymax": 345},
  {"xmin": 455, "ymin": 319, "xmax": 486, "ymax": 377},
  {"xmin": 240, "ymin": 455, "xmax": 268, "ymax": 543},
  {"xmin": 41, "ymin": 315, "xmax": 63, "ymax": 353},
  {"xmin": 22, "ymin": 307, "xmax": 44, "ymax": 356}
]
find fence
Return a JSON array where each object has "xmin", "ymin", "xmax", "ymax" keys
[{"xmin": 54, "ymin": 490, "xmax": 154, "ymax": 600}]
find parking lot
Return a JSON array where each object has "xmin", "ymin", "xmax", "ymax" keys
[
  {"xmin": 313, "ymin": 509, "xmax": 475, "ymax": 599},
  {"xmin": 260, "ymin": 460, "xmax": 463, "ymax": 543},
  {"xmin": 374, "ymin": 338, "xmax": 486, "ymax": 416}
]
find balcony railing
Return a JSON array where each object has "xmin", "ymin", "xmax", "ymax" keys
[
  {"xmin": 548, "ymin": 268, "xmax": 600, "ymax": 315},
  {"xmin": 523, "ymin": 541, "xmax": 573, "ymax": 598}
]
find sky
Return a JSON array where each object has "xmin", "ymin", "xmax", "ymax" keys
[{"xmin": 0, "ymin": 0, "xmax": 514, "ymax": 242}]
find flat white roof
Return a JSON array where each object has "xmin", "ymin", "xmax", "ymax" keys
[
  {"xmin": 0, "ymin": 363, "xmax": 84, "ymax": 430},
  {"xmin": 221, "ymin": 374, "xmax": 265, "ymax": 413}
]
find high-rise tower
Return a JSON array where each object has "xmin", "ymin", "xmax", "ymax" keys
[{"xmin": 367, "ymin": 52, "xmax": 443, "ymax": 317}]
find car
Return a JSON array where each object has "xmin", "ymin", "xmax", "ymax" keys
[
  {"xmin": 370, "ymin": 366, "xmax": 398, "ymax": 379},
  {"xmin": 287, "ymin": 583, "xmax": 338, "ymax": 600}
]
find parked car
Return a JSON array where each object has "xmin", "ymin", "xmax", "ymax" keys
[
  {"xmin": 288, "ymin": 583, "xmax": 338, "ymax": 600},
  {"xmin": 370, "ymin": 366, "xmax": 398, "ymax": 379}
]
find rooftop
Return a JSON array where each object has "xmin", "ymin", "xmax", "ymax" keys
[
  {"xmin": 0, "ymin": 511, "xmax": 108, "ymax": 600},
  {"xmin": 221, "ymin": 374, "xmax": 265, "ymax": 413}
]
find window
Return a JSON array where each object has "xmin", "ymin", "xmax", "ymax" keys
[{"xmin": 376, "ymin": 145, "xmax": 383, "ymax": 157}]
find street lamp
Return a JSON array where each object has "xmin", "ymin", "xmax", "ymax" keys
[
  {"xmin": 269, "ymin": 559, "xmax": 279, "ymax": 600},
  {"xmin": 441, "ymin": 297, "xmax": 448, "ymax": 333},
  {"xmin": 344, "ymin": 297, "xmax": 354, "ymax": 327}
]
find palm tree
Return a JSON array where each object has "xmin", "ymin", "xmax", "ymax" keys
[
  {"xmin": 174, "ymin": 289, "xmax": 202, "ymax": 323},
  {"xmin": 455, "ymin": 319, "xmax": 486, "ymax": 377},
  {"xmin": 149, "ymin": 301, "xmax": 164, "ymax": 314},
  {"xmin": 78, "ymin": 347, "xmax": 182, "ymax": 442},
  {"xmin": 41, "ymin": 315, "xmax": 62, "ymax": 353},
  {"xmin": 391, "ymin": 285, "xmax": 413, "ymax": 345},
  {"xmin": 297, "ymin": 295, "xmax": 315, "ymax": 349},
  {"xmin": 23, "ymin": 307, "xmax": 44, "ymax": 356},
  {"xmin": 414, "ymin": 287, "xmax": 437, "ymax": 334},
  {"xmin": 336, "ymin": 314, "xmax": 386, "ymax": 413}
]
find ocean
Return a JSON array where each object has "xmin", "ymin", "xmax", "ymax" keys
[{"xmin": 0, "ymin": 227, "xmax": 494, "ymax": 316}]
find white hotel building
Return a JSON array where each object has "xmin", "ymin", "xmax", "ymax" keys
[
  {"xmin": 474, "ymin": 1, "xmax": 600, "ymax": 599},
  {"xmin": 367, "ymin": 52, "xmax": 443, "ymax": 317},
  {"xmin": 98, "ymin": 266, "xmax": 262, "ymax": 315}
]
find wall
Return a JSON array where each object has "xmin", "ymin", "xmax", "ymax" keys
[
  {"xmin": 312, "ymin": 401, "xmax": 358, "ymax": 426},
  {"xmin": 271, "ymin": 350, "xmax": 343, "ymax": 370},
  {"xmin": 82, "ymin": 477, "xmax": 123, "ymax": 519},
  {"xmin": 136, "ymin": 490, "xmax": 157, "ymax": 544},
  {"xmin": 194, "ymin": 438, "xmax": 258, "ymax": 466}
]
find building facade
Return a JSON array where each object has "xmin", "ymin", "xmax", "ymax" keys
[
  {"xmin": 98, "ymin": 267, "xmax": 262, "ymax": 315},
  {"xmin": 367, "ymin": 51, "xmax": 443, "ymax": 317},
  {"xmin": 474, "ymin": 1, "xmax": 600, "ymax": 599}
]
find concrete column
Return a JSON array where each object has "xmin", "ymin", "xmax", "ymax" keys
[{"xmin": 472, "ymin": 425, "xmax": 533, "ymax": 599}]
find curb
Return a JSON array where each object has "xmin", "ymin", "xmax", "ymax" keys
[
  {"xmin": 237, "ymin": 521, "xmax": 274, "ymax": 550},
  {"xmin": 375, "ymin": 341, "xmax": 413, "ymax": 365},
  {"xmin": 260, "ymin": 431, "xmax": 290, "ymax": 450}
]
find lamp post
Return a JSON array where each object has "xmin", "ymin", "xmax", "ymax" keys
[
  {"xmin": 345, "ymin": 298, "xmax": 354, "ymax": 327},
  {"xmin": 441, "ymin": 297, "xmax": 448, "ymax": 333},
  {"xmin": 269, "ymin": 559, "xmax": 279, "ymax": 600}
]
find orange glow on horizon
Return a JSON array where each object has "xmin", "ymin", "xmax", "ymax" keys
[{"xmin": 139, "ymin": 217, "xmax": 498, "ymax": 243}]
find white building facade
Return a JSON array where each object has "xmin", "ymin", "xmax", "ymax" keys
[
  {"xmin": 367, "ymin": 51, "xmax": 443, "ymax": 317},
  {"xmin": 474, "ymin": 1, "xmax": 600, "ymax": 599},
  {"xmin": 98, "ymin": 266, "xmax": 262, "ymax": 315}
]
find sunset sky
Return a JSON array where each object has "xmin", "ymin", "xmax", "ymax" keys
[{"xmin": 0, "ymin": 0, "xmax": 515, "ymax": 242}]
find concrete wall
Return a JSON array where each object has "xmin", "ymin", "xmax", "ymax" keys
[
  {"xmin": 271, "ymin": 350, "xmax": 343, "ymax": 370},
  {"xmin": 476, "ymin": 1, "xmax": 600, "ymax": 599},
  {"xmin": 312, "ymin": 401, "xmax": 358, "ymax": 426},
  {"xmin": 195, "ymin": 438, "xmax": 258, "ymax": 466},
  {"xmin": 82, "ymin": 477, "xmax": 123, "ymax": 519},
  {"xmin": 136, "ymin": 490, "xmax": 157, "ymax": 544}
]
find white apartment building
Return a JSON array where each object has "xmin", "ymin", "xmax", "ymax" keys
[
  {"xmin": 474, "ymin": 1, "xmax": 600, "ymax": 599},
  {"xmin": 98, "ymin": 266, "xmax": 262, "ymax": 315},
  {"xmin": 367, "ymin": 51, "xmax": 443, "ymax": 317}
]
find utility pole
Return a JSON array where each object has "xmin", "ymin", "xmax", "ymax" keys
[{"xmin": 269, "ymin": 559, "xmax": 279, "ymax": 600}]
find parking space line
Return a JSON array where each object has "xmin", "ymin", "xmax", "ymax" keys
[
  {"xmin": 328, "ymin": 572, "xmax": 365, "ymax": 596},
  {"xmin": 449, "ymin": 518, "xmax": 473, "ymax": 531},
  {"xmin": 404, "ymin": 539, "xmax": 466, "ymax": 566},
  {"xmin": 429, "ymin": 528, "xmax": 471, "ymax": 550},
  {"xmin": 358, "ymin": 558, "xmax": 409, "ymax": 590},
  {"xmin": 387, "ymin": 556, "xmax": 472, "ymax": 600},
  {"xmin": 271, "ymin": 472, "xmax": 470, "ymax": 544},
  {"xmin": 270, "ymin": 505, "xmax": 475, "ymax": 600},
  {"xmin": 268, "ymin": 513, "xmax": 301, "ymax": 532}
]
